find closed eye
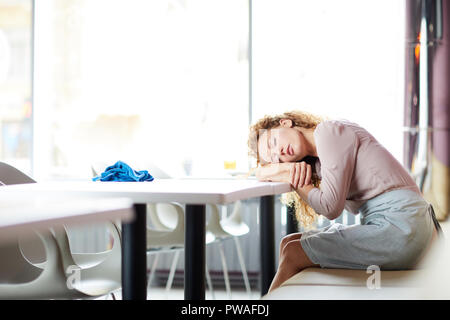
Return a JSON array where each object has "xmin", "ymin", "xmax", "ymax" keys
[{"xmin": 272, "ymin": 137, "xmax": 279, "ymax": 162}]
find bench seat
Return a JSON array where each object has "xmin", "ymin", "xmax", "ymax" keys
[{"xmin": 261, "ymin": 268, "xmax": 424, "ymax": 300}]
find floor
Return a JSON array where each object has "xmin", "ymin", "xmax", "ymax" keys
[{"xmin": 106, "ymin": 286, "xmax": 261, "ymax": 300}]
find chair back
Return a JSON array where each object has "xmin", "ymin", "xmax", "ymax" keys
[
  {"xmin": 0, "ymin": 162, "xmax": 46, "ymax": 282},
  {"xmin": 155, "ymin": 203, "xmax": 183, "ymax": 230},
  {"xmin": 0, "ymin": 162, "xmax": 35, "ymax": 184}
]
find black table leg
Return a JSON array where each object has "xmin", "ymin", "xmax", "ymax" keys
[
  {"xmin": 122, "ymin": 203, "xmax": 147, "ymax": 300},
  {"xmin": 260, "ymin": 195, "xmax": 275, "ymax": 296},
  {"xmin": 286, "ymin": 204, "xmax": 299, "ymax": 235},
  {"xmin": 184, "ymin": 204, "xmax": 205, "ymax": 300}
]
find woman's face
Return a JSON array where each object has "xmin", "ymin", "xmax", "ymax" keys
[{"xmin": 257, "ymin": 119, "xmax": 309, "ymax": 164}]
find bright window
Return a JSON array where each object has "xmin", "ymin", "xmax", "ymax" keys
[
  {"xmin": 33, "ymin": 0, "xmax": 249, "ymax": 180},
  {"xmin": 252, "ymin": 0, "xmax": 406, "ymax": 162},
  {"xmin": 0, "ymin": 0, "xmax": 32, "ymax": 175}
]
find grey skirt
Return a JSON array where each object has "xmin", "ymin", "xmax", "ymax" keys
[{"xmin": 300, "ymin": 189, "xmax": 442, "ymax": 270}]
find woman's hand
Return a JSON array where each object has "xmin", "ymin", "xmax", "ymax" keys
[{"xmin": 289, "ymin": 161, "xmax": 312, "ymax": 190}]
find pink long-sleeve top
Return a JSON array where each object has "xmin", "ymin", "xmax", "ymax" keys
[{"xmin": 307, "ymin": 119, "xmax": 421, "ymax": 220}]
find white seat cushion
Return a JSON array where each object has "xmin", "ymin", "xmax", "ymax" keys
[
  {"xmin": 282, "ymin": 267, "xmax": 422, "ymax": 287},
  {"xmin": 261, "ymin": 284, "xmax": 421, "ymax": 300},
  {"xmin": 262, "ymin": 267, "xmax": 425, "ymax": 300}
]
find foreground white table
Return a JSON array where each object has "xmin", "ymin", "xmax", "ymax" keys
[
  {"xmin": 0, "ymin": 179, "xmax": 290, "ymax": 204},
  {"xmin": 0, "ymin": 195, "xmax": 134, "ymax": 241},
  {"xmin": 0, "ymin": 179, "xmax": 292, "ymax": 300}
]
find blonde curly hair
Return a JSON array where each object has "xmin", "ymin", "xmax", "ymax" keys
[{"xmin": 247, "ymin": 110, "xmax": 329, "ymax": 230}]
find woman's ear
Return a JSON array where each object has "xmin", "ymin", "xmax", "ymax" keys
[{"xmin": 279, "ymin": 119, "xmax": 293, "ymax": 128}]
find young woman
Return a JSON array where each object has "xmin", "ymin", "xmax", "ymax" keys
[{"xmin": 247, "ymin": 110, "xmax": 443, "ymax": 293}]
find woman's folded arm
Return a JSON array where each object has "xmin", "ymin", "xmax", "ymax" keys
[{"xmin": 306, "ymin": 121, "xmax": 359, "ymax": 220}]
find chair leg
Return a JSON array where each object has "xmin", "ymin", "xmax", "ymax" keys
[
  {"xmin": 233, "ymin": 236, "xmax": 252, "ymax": 299},
  {"xmin": 205, "ymin": 260, "xmax": 215, "ymax": 300},
  {"xmin": 165, "ymin": 250, "xmax": 180, "ymax": 298},
  {"xmin": 218, "ymin": 241, "xmax": 231, "ymax": 299},
  {"xmin": 147, "ymin": 254, "xmax": 160, "ymax": 289}
]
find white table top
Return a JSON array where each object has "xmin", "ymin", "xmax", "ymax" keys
[
  {"xmin": 0, "ymin": 179, "xmax": 292, "ymax": 205},
  {"xmin": 0, "ymin": 195, "xmax": 134, "ymax": 241}
]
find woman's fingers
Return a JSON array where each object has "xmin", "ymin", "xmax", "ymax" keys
[
  {"xmin": 290, "ymin": 163, "xmax": 297, "ymax": 188},
  {"xmin": 286, "ymin": 162, "xmax": 314, "ymax": 189},
  {"xmin": 290, "ymin": 163, "xmax": 296, "ymax": 187},
  {"xmin": 298, "ymin": 162, "xmax": 306, "ymax": 187},
  {"xmin": 305, "ymin": 164, "xmax": 312, "ymax": 186},
  {"xmin": 292, "ymin": 162, "xmax": 302, "ymax": 189},
  {"xmin": 289, "ymin": 162, "xmax": 313, "ymax": 189},
  {"xmin": 294, "ymin": 163, "xmax": 301, "ymax": 189}
]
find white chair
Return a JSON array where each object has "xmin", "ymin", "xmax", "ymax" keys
[
  {"xmin": 206, "ymin": 201, "xmax": 252, "ymax": 299},
  {"xmin": 0, "ymin": 161, "xmax": 122, "ymax": 299},
  {"xmin": 145, "ymin": 202, "xmax": 184, "ymax": 294},
  {"xmin": 146, "ymin": 202, "xmax": 217, "ymax": 299},
  {"xmin": 147, "ymin": 200, "xmax": 251, "ymax": 299},
  {"xmin": 0, "ymin": 230, "xmax": 86, "ymax": 299}
]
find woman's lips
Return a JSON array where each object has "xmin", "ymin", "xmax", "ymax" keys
[{"xmin": 288, "ymin": 145, "xmax": 293, "ymax": 156}]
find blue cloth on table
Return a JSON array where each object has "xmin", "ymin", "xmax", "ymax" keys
[{"xmin": 92, "ymin": 161, "xmax": 154, "ymax": 182}]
